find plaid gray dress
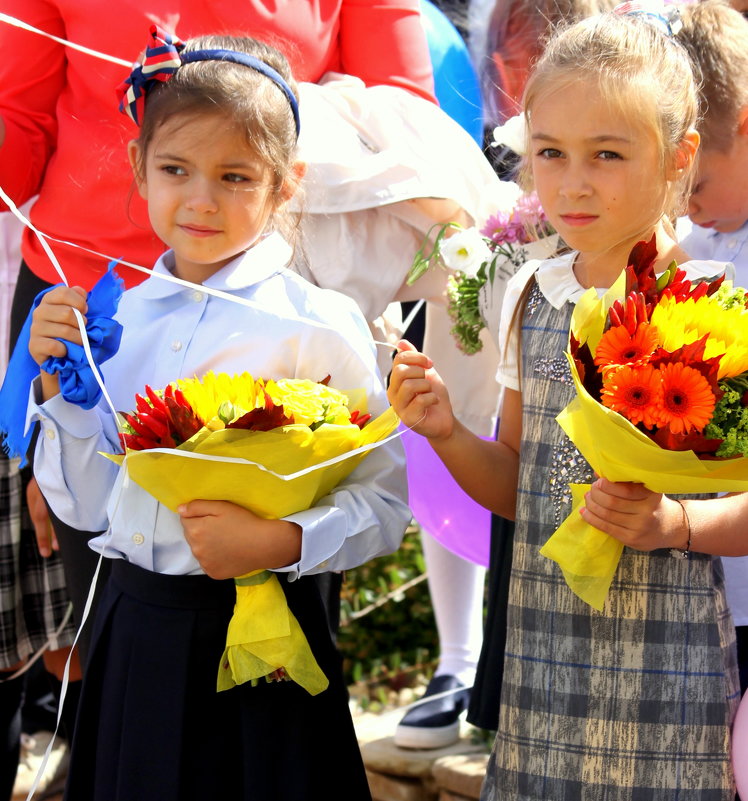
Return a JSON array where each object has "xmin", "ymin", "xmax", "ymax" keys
[
  {"xmin": 482, "ymin": 281, "xmax": 739, "ymax": 801},
  {"xmin": 0, "ymin": 454, "xmax": 75, "ymax": 668}
]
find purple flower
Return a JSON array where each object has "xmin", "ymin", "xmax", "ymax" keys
[{"xmin": 480, "ymin": 192, "xmax": 550, "ymax": 247}]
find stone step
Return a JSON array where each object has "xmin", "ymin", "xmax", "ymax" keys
[{"xmin": 353, "ymin": 708, "xmax": 490, "ymax": 801}]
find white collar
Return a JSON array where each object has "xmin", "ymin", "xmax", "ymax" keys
[
  {"xmin": 534, "ymin": 251, "xmax": 734, "ymax": 309},
  {"xmin": 535, "ymin": 252, "xmax": 586, "ymax": 309},
  {"xmin": 134, "ymin": 232, "xmax": 293, "ymax": 299}
]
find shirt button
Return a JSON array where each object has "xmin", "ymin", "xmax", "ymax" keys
[
  {"xmin": 132, "ymin": 533, "xmax": 145, "ymax": 545},
  {"xmin": 45, "ymin": 429, "xmax": 56, "ymax": 440},
  {"xmin": 728, "ymin": 239, "xmax": 738, "ymax": 250},
  {"xmin": 192, "ymin": 291, "xmax": 204, "ymax": 303},
  {"xmin": 170, "ymin": 340, "xmax": 182, "ymax": 352}
]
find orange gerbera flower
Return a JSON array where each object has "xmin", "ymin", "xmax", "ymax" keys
[
  {"xmin": 601, "ymin": 364, "xmax": 662, "ymax": 427},
  {"xmin": 594, "ymin": 322, "xmax": 660, "ymax": 368},
  {"xmin": 656, "ymin": 362, "xmax": 717, "ymax": 435}
]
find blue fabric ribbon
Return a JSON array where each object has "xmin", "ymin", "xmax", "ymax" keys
[{"xmin": 0, "ymin": 266, "xmax": 124, "ymax": 465}]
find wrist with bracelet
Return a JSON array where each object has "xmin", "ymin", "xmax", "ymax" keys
[{"xmin": 670, "ymin": 499, "xmax": 692, "ymax": 559}]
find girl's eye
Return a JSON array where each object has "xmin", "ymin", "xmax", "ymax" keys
[
  {"xmin": 224, "ymin": 173, "xmax": 250, "ymax": 184},
  {"xmin": 537, "ymin": 147, "xmax": 563, "ymax": 159},
  {"xmin": 597, "ymin": 150, "xmax": 622, "ymax": 161},
  {"xmin": 162, "ymin": 164, "xmax": 186, "ymax": 176}
]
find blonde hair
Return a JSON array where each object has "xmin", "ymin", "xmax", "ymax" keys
[
  {"xmin": 520, "ymin": 11, "xmax": 699, "ymax": 219},
  {"xmin": 679, "ymin": 0, "xmax": 748, "ymax": 151}
]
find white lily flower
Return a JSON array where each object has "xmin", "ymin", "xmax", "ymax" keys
[
  {"xmin": 439, "ymin": 228, "xmax": 492, "ymax": 278},
  {"xmin": 491, "ymin": 114, "xmax": 527, "ymax": 156}
]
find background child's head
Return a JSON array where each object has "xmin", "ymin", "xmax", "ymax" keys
[
  {"xmin": 130, "ymin": 34, "xmax": 302, "ymax": 218},
  {"xmin": 520, "ymin": 9, "xmax": 699, "ymax": 225},
  {"xmin": 679, "ymin": 0, "xmax": 748, "ymax": 232},
  {"xmin": 479, "ymin": 0, "xmax": 617, "ymax": 126}
]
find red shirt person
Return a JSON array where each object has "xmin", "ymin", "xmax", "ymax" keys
[{"xmin": 0, "ymin": 0, "xmax": 435, "ymax": 291}]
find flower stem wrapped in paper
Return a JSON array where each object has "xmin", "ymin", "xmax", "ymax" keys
[
  {"xmin": 406, "ymin": 186, "xmax": 559, "ymax": 354},
  {"xmin": 105, "ymin": 371, "xmax": 399, "ymax": 694},
  {"xmin": 540, "ymin": 236, "xmax": 748, "ymax": 610}
]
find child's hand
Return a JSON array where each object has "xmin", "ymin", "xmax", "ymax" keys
[
  {"xmin": 29, "ymin": 286, "xmax": 88, "ymax": 367},
  {"xmin": 387, "ymin": 340, "xmax": 455, "ymax": 440},
  {"xmin": 178, "ymin": 500, "xmax": 302, "ymax": 579},
  {"xmin": 580, "ymin": 478, "xmax": 687, "ymax": 552}
]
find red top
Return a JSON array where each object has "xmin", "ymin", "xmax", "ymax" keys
[{"xmin": 0, "ymin": 0, "xmax": 435, "ymax": 288}]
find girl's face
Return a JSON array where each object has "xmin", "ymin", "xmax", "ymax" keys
[
  {"xmin": 528, "ymin": 79, "xmax": 672, "ymax": 277},
  {"xmin": 130, "ymin": 113, "xmax": 297, "ymax": 283}
]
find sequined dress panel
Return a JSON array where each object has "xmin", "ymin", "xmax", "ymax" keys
[{"xmin": 482, "ymin": 280, "xmax": 738, "ymax": 801}]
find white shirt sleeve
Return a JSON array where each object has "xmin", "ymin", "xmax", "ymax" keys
[
  {"xmin": 279, "ymin": 432, "xmax": 408, "ymax": 579},
  {"xmin": 29, "ymin": 380, "xmax": 121, "ymax": 533}
]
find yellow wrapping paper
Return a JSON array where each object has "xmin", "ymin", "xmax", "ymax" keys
[
  {"xmin": 105, "ymin": 406, "xmax": 400, "ymax": 693},
  {"xmin": 539, "ymin": 281, "xmax": 748, "ymax": 611}
]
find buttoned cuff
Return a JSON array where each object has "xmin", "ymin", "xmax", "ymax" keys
[
  {"xmin": 274, "ymin": 506, "xmax": 346, "ymax": 581},
  {"xmin": 27, "ymin": 377, "xmax": 103, "ymax": 440}
]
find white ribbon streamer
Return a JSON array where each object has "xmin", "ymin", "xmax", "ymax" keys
[
  {"xmin": 122, "ymin": 422, "xmax": 410, "ymax": 480},
  {"xmin": 0, "ymin": 12, "xmax": 131, "ymax": 66}
]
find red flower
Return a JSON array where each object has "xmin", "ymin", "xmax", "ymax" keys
[
  {"xmin": 119, "ymin": 383, "xmax": 203, "ymax": 451},
  {"xmin": 227, "ymin": 392, "xmax": 295, "ymax": 432}
]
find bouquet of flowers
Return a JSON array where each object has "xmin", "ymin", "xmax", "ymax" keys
[
  {"xmin": 106, "ymin": 371, "xmax": 399, "ymax": 694},
  {"xmin": 540, "ymin": 236, "xmax": 748, "ymax": 609},
  {"xmin": 406, "ymin": 185, "xmax": 559, "ymax": 354}
]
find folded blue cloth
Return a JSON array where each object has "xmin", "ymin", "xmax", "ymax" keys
[{"xmin": 0, "ymin": 265, "xmax": 124, "ymax": 465}]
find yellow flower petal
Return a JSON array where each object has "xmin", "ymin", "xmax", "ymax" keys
[{"xmin": 650, "ymin": 295, "xmax": 748, "ymax": 378}]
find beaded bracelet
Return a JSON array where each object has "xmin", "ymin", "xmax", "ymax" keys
[{"xmin": 670, "ymin": 499, "xmax": 692, "ymax": 559}]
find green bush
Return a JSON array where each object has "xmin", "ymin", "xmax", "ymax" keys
[{"xmin": 337, "ymin": 523, "xmax": 438, "ymax": 703}]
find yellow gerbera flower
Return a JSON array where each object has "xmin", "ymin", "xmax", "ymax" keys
[{"xmin": 650, "ymin": 295, "xmax": 748, "ymax": 379}]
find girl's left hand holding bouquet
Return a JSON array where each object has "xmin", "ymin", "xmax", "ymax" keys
[
  {"xmin": 178, "ymin": 500, "xmax": 301, "ymax": 581},
  {"xmin": 582, "ymin": 478, "xmax": 748, "ymax": 557}
]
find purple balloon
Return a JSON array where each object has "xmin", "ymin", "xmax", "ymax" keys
[
  {"xmin": 401, "ymin": 425, "xmax": 490, "ymax": 566},
  {"xmin": 733, "ymin": 690, "xmax": 748, "ymax": 797}
]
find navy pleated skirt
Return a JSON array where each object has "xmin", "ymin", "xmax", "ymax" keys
[{"xmin": 63, "ymin": 560, "xmax": 371, "ymax": 801}]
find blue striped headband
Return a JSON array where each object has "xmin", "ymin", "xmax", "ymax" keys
[
  {"xmin": 613, "ymin": 1, "xmax": 683, "ymax": 36},
  {"xmin": 117, "ymin": 26, "xmax": 301, "ymax": 136}
]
